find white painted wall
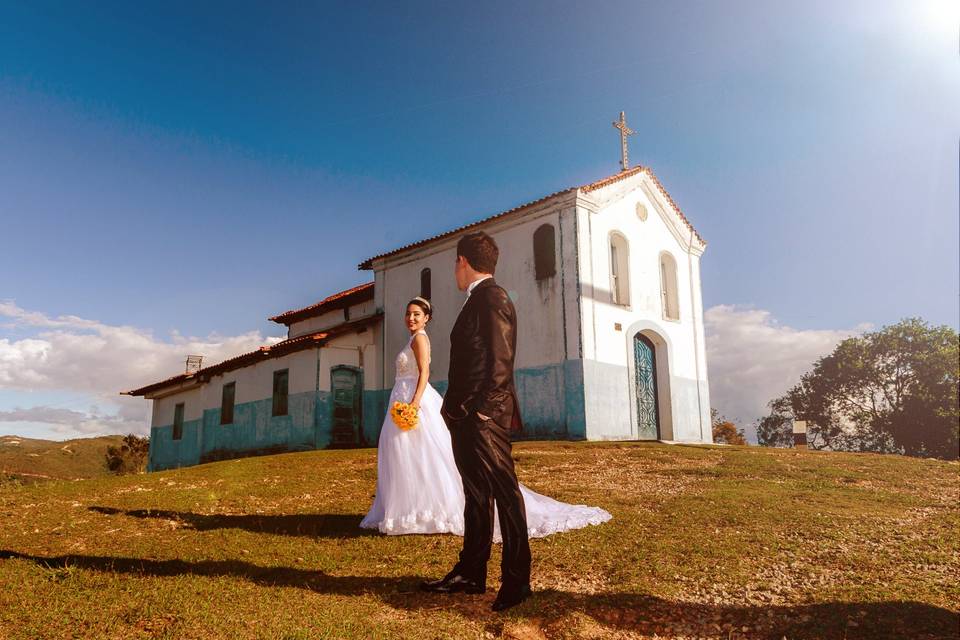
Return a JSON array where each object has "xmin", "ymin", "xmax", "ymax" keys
[
  {"xmin": 575, "ymin": 172, "xmax": 710, "ymax": 442},
  {"xmin": 147, "ymin": 324, "xmax": 379, "ymax": 428},
  {"xmin": 153, "ymin": 387, "xmax": 203, "ymax": 426},
  {"xmin": 370, "ymin": 194, "xmax": 581, "ymax": 392},
  {"xmin": 287, "ymin": 298, "xmax": 376, "ymax": 338},
  {"xmin": 315, "ymin": 328, "xmax": 379, "ymax": 391},
  {"xmin": 205, "ymin": 349, "xmax": 318, "ymax": 408}
]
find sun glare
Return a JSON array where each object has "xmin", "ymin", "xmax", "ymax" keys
[{"xmin": 914, "ymin": 0, "xmax": 960, "ymax": 41}]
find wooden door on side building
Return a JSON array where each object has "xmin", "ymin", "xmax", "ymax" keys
[{"xmin": 330, "ymin": 365, "xmax": 363, "ymax": 447}]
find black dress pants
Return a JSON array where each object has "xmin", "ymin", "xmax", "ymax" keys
[{"xmin": 446, "ymin": 413, "xmax": 531, "ymax": 589}]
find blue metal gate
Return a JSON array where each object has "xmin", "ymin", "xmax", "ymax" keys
[{"xmin": 633, "ymin": 333, "xmax": 660, "ymax": 440}]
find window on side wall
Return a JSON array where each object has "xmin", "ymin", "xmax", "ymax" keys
[
  {"xmin": 660, "ymin": 252, "xmax": 680, "ymax": 320},
  {"xmin": 172, "ymin": 403, "xmax": 184, "ymax": 440},
  {"xmin": 220, "ymin": 382, "xmax": 235, "ymax": 425},
  {"xmin": 272, "ymin": 369, "xmax": 289, "ymax": 417},
  {"xmin": 533, "ymin": 224, "xmax": 556, "ymax": 280},
  {"xmin": 610, "ymin": 232, "xmax": 630, "ymax": 306},
  {"xmin": 420, "ymin": 268, "xmax": 431, "ymax": 300}
]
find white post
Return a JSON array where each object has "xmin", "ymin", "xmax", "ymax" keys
[{"xmin": 792, "ymin": 420, "xmax": 808, "ymax": 450}]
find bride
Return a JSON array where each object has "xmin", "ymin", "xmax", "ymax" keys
[{"xmin": 360, "ymin": 297, "xmax": 611, "ymax": 541}]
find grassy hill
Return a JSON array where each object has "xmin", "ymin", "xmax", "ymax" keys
[
  {"xmin": 0, "ymin": 442, "xmax": 956, "ymax": 639},
  {"xmin": 0, "ymin": 434, "xmax": 125, "ymax": 483}
]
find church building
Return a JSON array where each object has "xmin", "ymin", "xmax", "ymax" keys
[{"xmin": 126, "ymin": 122, "xmax": 712, "ymax": 471}]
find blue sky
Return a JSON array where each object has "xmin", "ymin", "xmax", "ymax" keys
[{"xmin": 0, "ymin": 0, "xmax": 957, "ymax": 440}]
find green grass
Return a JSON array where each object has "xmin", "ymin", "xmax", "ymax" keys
[{"xmin": 0, "ymin": 442, "xmax": 956, "ymax": 639}]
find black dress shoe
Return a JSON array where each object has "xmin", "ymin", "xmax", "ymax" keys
[
  {"xmin": 419, "ymin": 572, "xmax": 485, "ymax": 594},
  {"xmin": 491, "ymin": 583, "xmax": 532, "ymax": 612}
]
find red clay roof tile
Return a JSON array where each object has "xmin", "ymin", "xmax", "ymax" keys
[
  {"xmin": 268, "ymin": 281, "xmax": 374, "ymax": 326},
  {"xmin": 358, "ymin": 167, "xmax": 704, "ymax": 269},
  {"xmin": 357, "ymin": 188, "xmax": 577, "ymax": 270}
]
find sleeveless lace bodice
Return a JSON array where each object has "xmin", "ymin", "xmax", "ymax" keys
[{"xmin": 395, "ymin": 330, "xmax": 430, "ymax": 380}]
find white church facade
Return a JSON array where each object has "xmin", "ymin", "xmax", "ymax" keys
[{"xmin": 126, "ymin": 164, "xmax": 711, "ymax": 471}]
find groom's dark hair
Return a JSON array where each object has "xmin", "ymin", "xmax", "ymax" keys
[{"xmin": 457, "ymin": 232, "xmax": 498, "ymax": 274}]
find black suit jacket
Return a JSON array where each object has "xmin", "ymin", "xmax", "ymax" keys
[{"xmin": 441, "ymin": 277, "xmax": 524, "ymax": 433}]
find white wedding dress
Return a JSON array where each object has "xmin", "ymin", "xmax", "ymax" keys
[{"xmin": 360, "ymin": 329, "xmax": 611, "ymax": 541}]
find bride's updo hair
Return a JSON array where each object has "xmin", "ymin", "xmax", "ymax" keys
[{"xmin": 407, "ymin": 297, "xmax": 433, "ymax": 323}]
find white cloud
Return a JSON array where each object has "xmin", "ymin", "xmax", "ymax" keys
[
  {"xmin": 704, "ymin": 305, "xmax": 870, "ymax": 441},
  {"xmin": 0, "ymin": 301, "xmax": 284, "ymax": 439},
  {"xmin": 0, "ymin": 405, "xmax": 142, "ymax": 436}
]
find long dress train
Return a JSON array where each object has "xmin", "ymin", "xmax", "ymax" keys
[{"xmin": 360, "ymin": 330, "xmax": 611, "ymax": 541}]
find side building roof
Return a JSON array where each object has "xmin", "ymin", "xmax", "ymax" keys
[
  {"xmin": 268, "ymin": 281, "xmax": 374, "ymax": 326},
  {"xmin": 122, "ymin": 313, "xmax": 382, "ymax": 398}
]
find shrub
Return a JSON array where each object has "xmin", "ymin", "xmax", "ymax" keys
[{"xmin": 105, "ymin": 434, "xmax": 149, "ymax": 474}]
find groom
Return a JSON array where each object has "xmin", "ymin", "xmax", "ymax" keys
[{"xmin": 420, "ymin": 231, "xmax": 532, "ymax": 612}]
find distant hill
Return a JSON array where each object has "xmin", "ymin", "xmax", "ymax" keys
[{"xmin": 0, "ymin": 434, "xmax": 126, "ymax": 482}]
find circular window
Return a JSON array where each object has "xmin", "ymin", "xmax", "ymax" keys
[{"xmin": 636, "ymin": 202, "xmax": 648, "ymax": 221}]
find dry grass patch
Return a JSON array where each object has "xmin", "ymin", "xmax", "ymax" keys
[{"xmin": 0, "ymin": 442, "xmax": 956, "ymax": 639}]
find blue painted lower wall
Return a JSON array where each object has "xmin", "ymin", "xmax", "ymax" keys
[
  {"xmin": 148, "ymin": 359, "xmax": 587, "ymax": 471},
  {"xmin": 149, "ymin": 390, "xmax": 327, "ymax": 472},
  {"xmin": 514, "ymin": 359, "xmax": 586, "ymax": 440}
]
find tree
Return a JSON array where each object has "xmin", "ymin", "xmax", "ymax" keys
[
  {"xmin": 106, "ymin": 434, "xmax": 150, "ymax": 474},
  {"xmin": 711, "ymin": 408, "xmax": 748, "ymax": 445},
  {"xmin": 756, "ymin": 395, "xmax": 793, "ymax": 448},
  {"xmin": 713, "ymin": 421, "xmax": 748, "ymax": 445},
  {"xmin": 757, "ymin": 318, "xmax": 959, "ymax": 459}
]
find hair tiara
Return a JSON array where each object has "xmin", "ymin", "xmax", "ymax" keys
[{"xmin": 411, "ymin": 296, "xmax": 432, "ymax": 313}]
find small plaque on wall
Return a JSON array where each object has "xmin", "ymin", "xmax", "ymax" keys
[
  {"xmin": 614, "ymin": 322, "xmax": 622, "ymax": 331},
  {"xmin": 636, "ymin": 203, "xmax": 648, "ymax": 221}
]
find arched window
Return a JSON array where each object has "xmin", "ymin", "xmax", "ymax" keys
[
  {"xmin": 609, "ymin": 232, "xmax": 630, "ymax": 305},
  {"xmin": 533, "ymin": 224, "xmax": 556, "ymax": 280},
  {"xmin": 420, "ymin": 268, "xmax": 431, "ymax": 300},
  {"xmin": 659, "ymin": 252, "xmax": 680, "ymax": 320}
]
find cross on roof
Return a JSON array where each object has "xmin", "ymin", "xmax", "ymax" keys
[{"xmin": 612, "ymin": 111, "xmax": 635, "ymax": 172}]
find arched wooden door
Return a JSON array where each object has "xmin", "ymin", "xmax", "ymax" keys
[
  {"xmin": 633, "ymin": 333, "xmax": 661, "ymax": 440},
  {"xmin": 330, "ymin": 365, "xmax": 363, "ymax": 447}
]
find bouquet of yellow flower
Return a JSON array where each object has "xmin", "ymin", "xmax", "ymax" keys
[{"xmin": 390, "ymin": 401, "xmax": 419, "ymax": 431}]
